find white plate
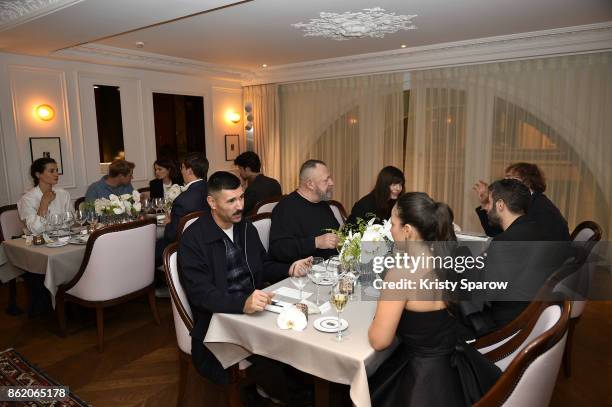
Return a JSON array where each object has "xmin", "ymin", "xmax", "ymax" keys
[
  {"xmin": 46, "ymin": 240, "xmax": 69, "ymax": 248},
  {"xmin": 317, "ymin": 276, "xmax": 336, "ymax": 286},
  {"xmin": 68, "ymin": 236, "xmax": 88, "ymax": 245},
  {"xmin": 313, "ymin": 316, "xmax": 348, "ymax": 333}
]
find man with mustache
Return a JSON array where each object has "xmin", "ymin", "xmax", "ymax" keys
[
  {"xmin": 269, "ymin": 159, "xmax": 340, "ymax": 263},
  {"xmin": 178, "ymin": 171, "xmax": 312, "ymax": 397}
]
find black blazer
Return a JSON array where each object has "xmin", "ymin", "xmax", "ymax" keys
[
  {"xmin": 149, "ymin": 176, "xmax": 184, "ymax": 199},
  {"xmin": 476, "ymin": 192, "xmax": 570, "ymax": 241},
  {"xmin": 163, "ymin": 180, "xmax": 209, "ymax": 242},
  {"xmin": 178, "ymin": 214, "xmax": 288, "ymax": 382}
]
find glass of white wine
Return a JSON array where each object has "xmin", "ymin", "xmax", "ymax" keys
[{"xmin": 330, "ymin": 283, "xmax": 349, "ymax": 341}]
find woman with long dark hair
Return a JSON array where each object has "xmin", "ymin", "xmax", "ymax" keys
[
  {"xmin": 347, "ymin": 166, "xmax": 405, "ymax": 224},
  {"xmin": 17, "ymin": 157, "xmax": 72, "ymax": 235},
  {"xmin": 149, "ymin": 157, "xmax": 183, "ymax": 199},
  {"xmin": 367, "ymin": 192, "xmax": 500, "ymax": 407}
]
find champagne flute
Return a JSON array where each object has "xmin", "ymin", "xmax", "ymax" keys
[
  {"xmin": 330, "ymin": 283, "xmax": 349, "ymax": 342},
  {"xmin": 307, "ymin": 257, "xmax": 325, "ymax": 305}
]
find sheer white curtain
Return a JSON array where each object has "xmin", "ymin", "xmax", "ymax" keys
[
  {"xmin": 279, "ymin": 73, "xmax": 404, "ymax": 209},
  {"xmin": 407, "ymin": 52, "xmax": 612, "ymax": 236}
]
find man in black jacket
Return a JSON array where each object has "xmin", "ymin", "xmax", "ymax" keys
[
  {"xmin": 154, "ymin": 152, "xmax": 210, "ymax": 267},
  {"xmin": 472, "ymin": 162, "xmax": 569, "ymax": 241},
  {"xmin": 234, "ymin": 151, "xmax": 282, "ymax": 215},
  {"xmin": 178, "ymin": 171, "xmax": 311, "ymax": 386}
]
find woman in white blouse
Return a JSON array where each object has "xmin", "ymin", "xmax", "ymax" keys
[{"xmin": 17, "ymin": 157, "xmax": 72, "ymax": 235}]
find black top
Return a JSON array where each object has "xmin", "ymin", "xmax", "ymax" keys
[
  {"xmin": 178, "ymin": 214, "xmax": 288, "ymax": 382},
  {"xmin": 346, "ymin": 192, "xmax": 395, "ymax": 225},
  {"xmin": 476, "ymin": 192, "xmax": 570, "ymax": 241},
  {"xmin": 244, "ymin": 174, "xmax": 282, "ymax": 215},
  {"xmin": 163, "ymin": 180, "xmax": 210, "ymax": 243},
  {"xmin": 149, "ymin": 175, "xmax": 184, "ymax": 199},
  {"xmin": 369, "ymin": 309, "xmax": 500, "ymax": 407},
  {"xmin": 269, "ymin": 191, "xmax": 340, "ymax": 262}
]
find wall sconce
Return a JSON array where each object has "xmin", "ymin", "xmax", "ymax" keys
[
  {"xmin": 35, "ymin": 104, "xmax": 55, "ymax": 121},
  {"xmin": 227, "ymin": 112, "xmax": 241, "ymax": 124}
]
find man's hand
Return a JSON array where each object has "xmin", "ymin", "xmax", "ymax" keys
[
  {"xmin": 243, "ymin": 290, "xmax": 273, "ymax": 314},
  {"xmin": 290, "ymin": 256, "xmax": 313, "ymax": 277},
  {"xmin": 472, "ymin": 180, "xmax": 490, "ymax": 207},
  {"xmin": 315, "ymin": 233, "xmax": 339, "ymax": 250}
]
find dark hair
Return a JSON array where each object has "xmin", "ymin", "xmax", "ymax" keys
[
  {"xmin": 395, "ymin": 192, "xmax": 456, "ymax": 241},
  {"xmin": 505, "ymin": 162, "xmax": 546, "ymax": 193},
  {"xmin": 488, "ymin": 178, "xmax": 531, "ymax": 215},
  {"xmin": 208, "ymin": 171, "xmax": 241, "ymax": 194},
  {"xmin": 234, "ymin": 151, "xmax": 261, "ymax": 173},
  {"xmin": 372, "ymin": 166, "xmax": 405, "ymax": 220},
  {"xmin": 154, "ymin": 157, "xmax": 180, "ymax": 181},
  {"xmin": 182, "ymin": 152, "xmax": 209, "ymax": 180},
  {"xmin": 299, "ymin": 159, "xmax": 327, "ymax": 183},
  {"xmin": 108, "ymin": 159, "xmax": 135, "ymax": 177},
  {"xmin": 30, "ymin": 157, "xmax": 56, "ymax": 186}
]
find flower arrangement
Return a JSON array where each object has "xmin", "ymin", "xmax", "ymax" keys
[
  {"xmin": 330, "ymin": 216, "xmax": 393, "ymax": 268},
  {"xmin": 94, "ymin": 190, "xmax": 141, "ymax": 216},
  {"xmin": 165, "ymin": 184, "xmax": 183, "ymax": 203}
]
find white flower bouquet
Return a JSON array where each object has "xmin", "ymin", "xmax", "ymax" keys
[
  {"xmin": 94, "ymin": 190, "xmax": 142, "ymax": 217},
  {"xmin": 330, "ymin": 217, "xmax": 393, "ymax": 268},
  {"xmin": 165, "ymin": 184, "xmax": 183, "ymax": 202}
]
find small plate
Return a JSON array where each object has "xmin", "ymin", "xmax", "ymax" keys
[
  {"xmin": 46, "ymin": 240, "xmax": 69, "ymax": 248},
  {"xmin": 68, "ymin": 236, "xmax": 88, "ymax": 245},
  {"xmin": 313, "ymin": 316, "xmax": 348, "ymax": 333},
  {"xmin": 317, "ymin": 277, "xmax": 336, "ymax": 286}
]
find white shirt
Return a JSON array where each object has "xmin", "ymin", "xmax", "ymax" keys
[
  {"xmin": 17, "ymin": 186, "xmax": 72, "ymax": 235},
  {"xmin": 222, "ymin": 225, "xmax": 234, "ymax": 242},
  {"xmin": 162, "ymin": 181, "xmax": 173, "ymax": 200}
]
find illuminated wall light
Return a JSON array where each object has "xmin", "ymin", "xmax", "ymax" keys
[
  {"xmin": 227, "ymin": 111, "xmax": 241, "ymax": 124},
  {"xmin": 35, "ymin": 104, "xmax": 55, "ymax": 121}
]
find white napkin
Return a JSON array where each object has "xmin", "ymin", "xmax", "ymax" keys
[
  {"xmin": 276, "ymin": 306, "xmax": 307, "ymax": 331},
  {"xmin": 273, "ymin": 286, "xmax": 312, "ymax": 300}
]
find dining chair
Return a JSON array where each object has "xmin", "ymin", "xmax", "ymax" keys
[
  {"xmin": 73, "ymin": 196, "xmax": 85, "ymax": 211},
  {"xmin": 249, "ymin": 212, "xmax": 272, "ymax": 252},
  {"xmin": 176, "ymin": 210, "xmax": 207, "ymax": 242},
  {"xmin": 0, "ymin": 204, "xmax": 25, "ymax": 315},
  {"xmin": 250, "ymin": 195, "xmax": 284, "ymax": 216},
  {"xmin": 328, "ymin": 200, "xmax": 347, "ymax": 227},
  {"xmin": 55, "ymin": 218, "xmax": 159, "ymax": 352},
  {"xmin": 474, "ymin": 300, "xmax": 570, "ymax": 406}
]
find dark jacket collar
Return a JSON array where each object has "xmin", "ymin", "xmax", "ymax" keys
[
  {"xmin": 199, "ymin": 213, "xmax": 246, "ymax": 244},
  {"xmin": 506, "ymin": 214, "xmax": 529, "ymax": 231}
]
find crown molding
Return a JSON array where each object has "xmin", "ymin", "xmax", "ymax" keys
[
  {"xmin": 245, "ymin": 22, "xmax": 612, "ymax": 85},
  {"xmin": 0, "ymin": 0, "xmax": 84, "ymax": 32},
  {"xmin": 52, "ymin": 43, "xmax": 251, "ymax": 83}
]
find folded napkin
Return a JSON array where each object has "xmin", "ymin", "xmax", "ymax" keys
[{"xmin": 276, "ymin": 305, "xmax": 307, "ymax": 331}]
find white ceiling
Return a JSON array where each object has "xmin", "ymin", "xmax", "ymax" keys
[{"xmin": 1, "ymin": 0, "xmax": 611, "ymax": 71}]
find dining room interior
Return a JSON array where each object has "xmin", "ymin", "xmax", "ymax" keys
[{"xmin": 0, "ymin": 0, "xmax": 611, "ymax": 406}]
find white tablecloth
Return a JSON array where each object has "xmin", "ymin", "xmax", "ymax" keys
[{"xmin": 204, "ymin": 278, "xmax": 397, "ymax": 407}]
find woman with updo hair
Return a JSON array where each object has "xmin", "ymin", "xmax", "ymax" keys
[
  {"xmin": 367, "ymin": 192, "xmax": 500, "ymax": 407},
  {"xmin": 17, "ymin": 157, "xmax": 72, "ymax": 235}
]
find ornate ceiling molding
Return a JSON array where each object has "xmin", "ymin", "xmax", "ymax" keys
[
  {"xmin": 292, "ymin": 7, "xmax": 416, "ymax": 41},
  {"xmin": 247, "ymin": 22, "xmax": 612, "ymax": 85},
  {"xmin": 0, "ymin": 0, "xmax": 83, "ymax": 32},
  {"xmin": 52, "ymin": 44, "xmax": 251, "ymax": 82}
]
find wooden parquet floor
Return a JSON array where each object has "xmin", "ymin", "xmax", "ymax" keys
[{"xmin": 0, "ymin": 282, "xmax": 610, "ymax": 406}]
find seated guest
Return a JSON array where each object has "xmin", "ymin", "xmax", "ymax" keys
[
  {"xmin": 269, "ymin": 159, "xmax": 339, "ymax": 263},
  {"xmin": 155, "ymin": 152, "xmax": 210, "ymax": 267},
  {"xmin": 466, "ymin": 179, "xmax": 550, "ymax": 336},
  {"xmin": 347, "ymin": 165, "xmax": 404, "ymax": 225},
  {"xmin": 473, "ymin": 162, "xmax": 570, "ymax": 240},
  {"xmin": 149, "ymin": 157, "xmax": 183, "ymax": 199},
  {"xmin": 368, "ymin": 192, "xmax": 500, "ymax": 406},
  {"xmin": 234, "ymin": 151, "xmax": 282, "ymax": 215},
  {"xmin": 18, "ymin": 157, "xmax": 72, "ymax": 235},
  {"xmin": 178, "ymin": 171, "xmax": 312, "ymax": 392},
  {"xmin": 85, "ymin": 159, "xmax": 135, "ymax": 201}
]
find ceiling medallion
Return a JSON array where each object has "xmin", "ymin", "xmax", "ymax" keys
[{"xmin": 292, "ymin": 7, "xmax": 417, "ymax": 41}]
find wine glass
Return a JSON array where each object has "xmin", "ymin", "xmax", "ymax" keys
[
  {"xmin": 330, "ymin": 283, "xmax": 349, "ymax": 342},
  {"xmin": 307, "ymin": 257, "xmax": 325, "ymax": 305},
  {"xmin": 46, "ymin": 213, "xmax": 63, "ymax": 236},
  {"xmin": 152, "ymin": 198, "xmax": 163, "ymax": 214},
  {"xmin": 290, "ymin": 273, "xmax": 308, "ymax": 302},
  {"xmin": 141, "ymin": 197, "xmax": 150, "ymax": 214},
  {"xmin": 74, "ymin": 209, "xmax": 87, "ymax": 232},
  {"xmin": 87, "ymin": 211, "xmax": 99, "ymax": 230},
  {"xmin": 63, "ymin": 210, "xmax": 75, "ymax": 234}
]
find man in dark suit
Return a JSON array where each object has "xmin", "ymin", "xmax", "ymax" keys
[
  {"xmin": 234, "ymin": 151, "xmax": 282, "ymax": 215},
  {"xmin": 473, "ymin": 162, "xmax": 570, "ymax": 241},
  {"xmin": 462, "ymin": 179, "xmax": 558, "ymax": 336},
  {"xmin": 154, "ymin": 152, "xmax": 210, "ymax": 268},
  {"xmin": 178, "ymin": 171, "xmax": 312, "ymax": 402}
]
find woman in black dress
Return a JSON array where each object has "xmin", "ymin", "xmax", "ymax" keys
[
  {"xmin": 368, "ymin": 192, "xmax": 500, "ymax": 407},
  {"xmin": 149, "ymin": 157, "xmax": 183, "ymax": 199},
  {"xmin": 347, "ymin": 166, "xmax": 404, "ymax": 225}
]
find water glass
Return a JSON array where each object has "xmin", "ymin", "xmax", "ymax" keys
[{"xmin": 307, "ymin": 257, "xmax": 325, "ymax": 305}]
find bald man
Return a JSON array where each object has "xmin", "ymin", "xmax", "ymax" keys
[{"xmin": 269, "ymin": 159, "xmax": 340, "ymax": 263}]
